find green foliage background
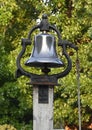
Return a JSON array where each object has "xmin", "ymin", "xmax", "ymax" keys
[{"xmin": 0, "ymin": 0, "xmax": 92, "ymax": 129}]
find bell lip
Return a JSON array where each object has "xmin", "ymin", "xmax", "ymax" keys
[{"xmin": 25, "ymin": 57, "xmax": 64, "ymax": 68}]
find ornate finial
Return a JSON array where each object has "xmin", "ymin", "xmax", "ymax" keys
[
  {"xmin": 42, "ymin": 14, "xmax": 48, "ymax": 19},
  {"xmin": 40, "ymin": 14, "xmax": 49, "ymax": 31}
]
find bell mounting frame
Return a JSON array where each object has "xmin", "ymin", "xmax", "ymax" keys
[{"xmin": 16, "ymin": 14, "xmax": 78, "ymax": 85}]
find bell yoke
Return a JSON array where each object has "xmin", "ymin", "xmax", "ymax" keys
[{"xmin": 16, "ymin": 14, "xmax": 78, "ymax": 85}]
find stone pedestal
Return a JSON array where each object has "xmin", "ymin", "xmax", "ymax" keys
[{"xmin": 33, "ymin": 85, "xmax": 54, "ymax": 130}]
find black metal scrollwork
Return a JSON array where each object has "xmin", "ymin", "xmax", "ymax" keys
[{"xmin": 16, "ymin": 14, "xmax": 78, "ymax": 85}]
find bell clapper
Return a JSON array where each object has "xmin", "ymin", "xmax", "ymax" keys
[{"xmin": 41, "ymin": 66, "xmax": 51, "ymax": 75}]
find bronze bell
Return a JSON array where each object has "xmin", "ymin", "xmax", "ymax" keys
[{"xmin": 25, "ymin": 33, "xmax": 64, "ymax": 68}]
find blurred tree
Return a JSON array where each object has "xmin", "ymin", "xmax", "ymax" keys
[{"xmin": 0, "ymin": 0, "xmax": 92, "ymax": 129}]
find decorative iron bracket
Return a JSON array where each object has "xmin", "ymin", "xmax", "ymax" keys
[{"xmin": 16, "ymin": 14, "xmax": 78, "ymax": 85}]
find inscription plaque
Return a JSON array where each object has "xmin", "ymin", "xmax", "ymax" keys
[{"xmin": 38, "ymin": 85, "xmax": 49, "ymax": 103}]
